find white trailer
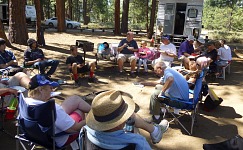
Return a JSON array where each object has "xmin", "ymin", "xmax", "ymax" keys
[
  {"xmin": 0, "ymin": 4, "xmax": 36, "ymax": 25},
  {"xmin": 156, "ymin": 0, "xmax": 204, "ymax": 39}
]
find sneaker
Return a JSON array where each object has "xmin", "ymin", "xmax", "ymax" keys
[{"xmin": 150, "ymin": 119, "xmax": 169, "ymax": 144}]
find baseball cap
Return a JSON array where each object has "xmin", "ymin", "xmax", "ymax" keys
[
  {"xmin": 161, "ymin": 35, "xmax": 170, "ymax": 40},
  {"xmin": 29, "ymin": 74, "xmax": 59, "ymax": 90}
]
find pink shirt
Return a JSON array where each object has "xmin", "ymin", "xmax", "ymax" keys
[{"xmin": 137, "ymin": 47, "xmax": 149, "ymax": 59}]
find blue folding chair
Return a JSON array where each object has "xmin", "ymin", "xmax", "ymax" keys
[
  {"xmin": 160, "ymin": 72, "xmax": 204, "ymax": 135},
  {"xmin": 15, "ymin": 93, "xmax": 68, "ymax": 150}
]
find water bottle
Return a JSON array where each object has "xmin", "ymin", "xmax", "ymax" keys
[{"xmin": 124, "ymin": 117, "xmax": 135, "ymax": 133}]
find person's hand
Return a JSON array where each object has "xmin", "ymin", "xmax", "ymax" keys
[
  {"xmin": 36, "ymin": 58, "xmax": 42, "ymax": 62},
  {"xmin": 127, "ymin": 47, "xmax": 134, "ymax": 51},
  {"xmin": 123, "ymin": 43, "xmax": 128, "ymax": 47},
  {"xmin": 78, "ymin": 64, "xmax": 84, "ymax": 68}
]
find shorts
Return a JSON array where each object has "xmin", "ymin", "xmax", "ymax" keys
[
  {"xmin": 64, "ymin": 112, "xmax": 83, "ymax": 146},
  {"xmin": 69, "ymin": 64, "xmax": 90, "ymax": 73},
  {"xmin": 117, "ymin": 53, "xmax": 136, "ymax": 64},
  {"xmin": 0, "ymin": 66, "xmax": 24, "ymax": 76}
]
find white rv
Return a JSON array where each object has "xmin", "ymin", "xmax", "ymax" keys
[
  {"xmin": 0, "ymin": 4, "xmax": 36, "ymax": 25},
  {"xmin": 156, "ymin": 0, "xmax": 204, "ymax": 38}
]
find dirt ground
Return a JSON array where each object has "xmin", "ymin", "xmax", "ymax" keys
[{"xmin": 1, "ymin": 29, "xmax": 243, "ymax": 150}]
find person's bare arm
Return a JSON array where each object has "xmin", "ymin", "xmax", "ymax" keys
[
  {"xmin": 117, "ymin": 43, "xmax": 128, "ymax": 52},
  {"xmin": 159, "ymin": 76, "xmax": 174, "ymax": 96},
  {"xmin": 25, "ymin": 58, "xmax": 42, "ymax": 66}
]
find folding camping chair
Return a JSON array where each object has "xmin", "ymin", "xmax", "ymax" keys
[
  {"xmin": 79, "ymin": 127, "xmax": 136, "ymax": 150},
  {"xmin": 160, "ymin": 72, "xmax": 204, "ymax": 135},
  {"xmin": 15, "ymin": 93, "xmax": 69, "ymax": 150}
]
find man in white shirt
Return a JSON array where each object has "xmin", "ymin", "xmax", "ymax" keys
[
  {"xmin": 219, "ymin": 39, "xmax": 232, "ymax": 61},
  {"xmin": 152, "ymin": 35, "xmax": 177, "ymax": 67}
]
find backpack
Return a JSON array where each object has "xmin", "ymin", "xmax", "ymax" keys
[{"xmin": 204, "ymin": 95, "xmax": 223, "ymax": 111}]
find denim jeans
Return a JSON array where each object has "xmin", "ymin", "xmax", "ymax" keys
[{"xmin": 34, "ymin": 59, "xmax": 59, "ymax": 76}]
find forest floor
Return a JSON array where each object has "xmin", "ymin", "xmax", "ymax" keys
[{"xmin": 1, "ymin": 28, "xmax": 243, "ymax": 150}]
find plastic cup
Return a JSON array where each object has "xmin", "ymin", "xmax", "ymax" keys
[{"xmin": 5, "ymin": 107, "xmax": 16, "ymax": 120}]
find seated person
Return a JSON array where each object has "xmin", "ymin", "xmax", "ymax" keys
[
  {"xmin": 140, "ymin": 61, "xmax": 189, "ymax": 123},
  {"xmin": 204, "ymin": 41, "xmax": 218, "ymax": 73},
  {"xmin": 85, "ymin": 90, "xmax": 169, "ymax": 149},
  {"xmin": 0, "ymin": 38, "xmax": 26, "ymax": 75},
  {"xmin": 97, "ymin": 42, "xmax": 111, "ymax": 60},
  {"xmin": 66, "ymin": 45, "xmax": 97, "ymax": 84},
  {"xmin": 24, "ymin": 38, "xmax": 59, "ymax": 78},
  {"xmin": 215, "ymin": 39, "xmax": 232, "ymax": 77},
  {"xmin": 178, "ymin": 35, "xmax": 195, "ymax": 69},
  {"xmin": 0, "ymin": 72, "xmax": 30, "ymax": 106},
  {"xmin": 26, "ymin": 74, "xmax": 91, "ymax": 147},
  {"xmin": 152, "ymin": 35, "xmax": 177, "ymax": 67},
  {"xmin": 117, "ymin": 32, "xmax": 138, "ymax": 77},
  {"xmin": 193, "ymin": 37, "xmax": 205, "ymax": 55},
  {"xmin": 136, "ymin": 41, "xmax": 149, "ymax": 74}
]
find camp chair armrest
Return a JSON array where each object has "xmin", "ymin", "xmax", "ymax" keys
[{"xmin": 159, "ymin": 95, "xmax": 193, "ymax": 105}]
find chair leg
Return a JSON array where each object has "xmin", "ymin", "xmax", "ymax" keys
[{"xmin": 223, "ymin": 67, "xmax": 226, "ymax": 80}]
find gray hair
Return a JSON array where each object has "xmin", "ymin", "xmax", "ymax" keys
[{"xmin": 154, "ymin": 61, "xmax": 167, "ymax": 69}]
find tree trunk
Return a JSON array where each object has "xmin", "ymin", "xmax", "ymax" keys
[
  {"xmin": 8, "ymin": 0, "xmax": 28, "ymax": 45},
  {"xmin": 56, "ymin": 0, "xmax": 66, "ymax": 32},
  {"xmin": 147, "ymin": 0, "xmax": 156, "ymax": 39},
  {"xmin": 34, "ymin": 0, "xmax": 44, "ymax": 45},
  {"xmin": 0, "ymin": 21, "xmax": 11, "ymax": 47},
  {"xmin": 83, "ymin": 0, "xmax": 90, "ymax": 25},
  {"xmin": 47, "ymin": 0, "xmax": 50, "ymax": 19},
  {"xmin": 114, "ymin": 0, "xmax": 120, "ymax": 35},
  {"xmin": 68, "ymin": 0, "xmax": 73, "ymax": 20},
  {"xmin": 121, "ymin": 0, "xmax": 129, "ymax": 34},
  {"xmin": 40, "ymin": 0, "xmax": 45, "ymax": 20}
]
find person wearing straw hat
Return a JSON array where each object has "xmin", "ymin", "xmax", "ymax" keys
[
  {"xmin": 25, "ymin": 74, "xmax": 91, "ymax": 148},
  {"xmin": 85, "ymin": 90, "xmax": 169, "ymax": 149},
  {"xmin": 178, "ymin": 35, "xmax": 195, "ymax": 69}
]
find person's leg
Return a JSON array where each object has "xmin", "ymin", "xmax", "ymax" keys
[
  {"xmin": 131, "ymin": 113, "xmax": 169, "ymax": 144},
  {"xmin": 88, "ymin": 62, "xmax": 96, "ymax": 78},
  {"xmin": 46, "ymin": 59, "xmax": 59, "ymax": 76},
  {"xmin": 117, "ymin": 54, "xmax": 125, "ymax": 72},
  {"xmin": 61, "ymin": 95, "xmax": 91, "ymax": 115},
  {"xmin": 129, "ymin": 55, "xmax": 137, "ymax": 72},
  {"xmin": 137, "ymin": 58, "xmax": 142, "ymax": 72},
  {"xmin": 34, "ymin": 61, "xmax": 46, "ymax": 74},
  {"xmin": 8, "ymin": 72, "xmax": 30, "ymax": 89},
  {"xmin": 71, "ymin": 63, "xmax": 79, "ymax": 81},
  {"xmin": 183, "ymin": 57, "xmax": 190, "ymax": 70},
  {"xmin": 143, "ymin": 59, "xmax": 148, "ymax": 72},
  {"xmin": 150, "ymin": 84, "xmax": 163, "ymax": 116}
]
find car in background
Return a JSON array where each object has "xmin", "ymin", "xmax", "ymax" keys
[{"xmin": 45, "ymin": 17, "xmax": 81, "ymax": 29}]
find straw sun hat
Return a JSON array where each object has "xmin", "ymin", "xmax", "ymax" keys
[{"xmin": 86, "ymin": 90, "xmax": 135, "ymax": 131}]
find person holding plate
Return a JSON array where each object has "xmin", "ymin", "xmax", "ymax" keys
[
  {"xmin": 152, "ymin": 35, "xmax": 177, "ymax": 68},
  {"xmin": 137, "ymin": 41, "xmax": 149, "ymax": 74}
]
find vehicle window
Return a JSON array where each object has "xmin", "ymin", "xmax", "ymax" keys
[
  {"xmin": 187, "ymin": 8, "xmax": 198, "ymax": 18},
  {"xmin": 52, "ymin": 18, "xmax": 57, "ymax": 20}
]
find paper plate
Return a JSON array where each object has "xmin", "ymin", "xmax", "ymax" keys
[
  {"xmin": 50, "ymin": 92, "xmax": 61, "ymax": 97},
  {"xmin": 9, "ymin": 86, "xmax": 26, "ymax": 92}
]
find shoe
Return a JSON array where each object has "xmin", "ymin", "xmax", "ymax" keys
[
  {"xmin": 88, "ymin": 77, "xmax": 98, "ymax": 83},
  {"xmin": 130, "ymin": 72, "xmax": 136, "ymax": 78},
  {"xmin": 150, "ymin": 119, "xmax": 169, "ymax": 144}
]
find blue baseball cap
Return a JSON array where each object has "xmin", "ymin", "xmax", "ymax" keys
[
  {"xmin": 161, "ymin": 35, "xmax": 170, "ymax": 40},
  {"xmin": 29, "ymin": 74, "xmax": 59, "ymax": 90}
]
